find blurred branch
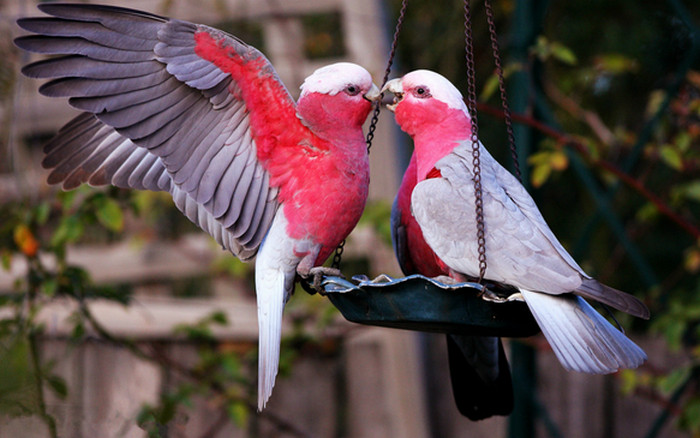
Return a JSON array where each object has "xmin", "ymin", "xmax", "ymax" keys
[
  {"xmin": 477, "ymin": 102, "xmax": 700, "ymax": 240},
  {"xmin": 541, "ymin": 79, "xmax": 616, "ymax": 146}
]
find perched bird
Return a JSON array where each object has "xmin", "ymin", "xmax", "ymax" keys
[
  {"xmin": 392, "ymin": 155, "xmax": 514, "ymax": 420},
  {"xmin": 384, "ymin": 70, "xmax": 649, "ymax": 380},
  {"xmin": 16, "ymin": 3, "xmax": 379, "ymax": 410}
]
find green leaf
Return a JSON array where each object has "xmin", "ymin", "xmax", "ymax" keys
[
  {"xmin": 34, "ymin": 202, "xmax": 51, "ymax": 225},
  {"xmin": 95, "ymin": 198, "xmax": 124, "ymax": 232},
  {"xmin": 531, "ymin": 36, "xmax": 577, "ymax": 65},
  {"xmin": 527, "ymin": 151, "xmax": 552, "ymax": 166},
  {"xmin": 210, "ymin": 311, "xmax": 228, "ymax": 325},
  {"xmin": 480, "ymin": 74, "xmax": 500, "ymax": 101},
  {"xmin": 636, "ymin": 202, "xmax": 659, "ymax": 222},
  {"xmin": 659, "ymin": 145, "xmax": 683, "ymax": 170},
  {"xmin": 57, "ymin": 190, "xmax": 78, "ymax": 212},
  {"xmin": 227, "ymin": 401, "xmax": 249, "ymax": 428},
  {"xmin": 0, "ymin": 334, "xmax": 39, "ymax": 417},
  {"xmin": 1, "ymin": 251, "xmax": 11, "ymax": 271},
  {"xmin": 682, "ymin": 181, "xmax": 700, "ymax": 203},
  {"xmin": 45, "ymin": 375, "xmax": 68, "ymax": 399},
  {"xmin": 679, "ymin": 397, "xmax": 700, "ymax": 432},
  {"xmin": 675, "ymin": 132, "xmax": 692, "ymax": 152},
  {"xmin": 618, "ymin": 369, "xmax": 638, "ymax": 394},
  {"xmin": 530, "ymin": 164, "xmax": 552, "ymax": 188},
  {"xmin": 656, "ymin": 367, "xmax": 690, "ymax": 393},
  {"xmin": 41, "ymin": 278, "xmax": 58, "ymax": 297},
  {"xmin": 551, "ymin": 41, "xmax": 577, "ymax": 65},
  {"xmin": 51, "ymin": 215, "xmax": 84, "ymax": 247},
  {"xmin": 549, "ymin": 150, "xmax": 569, "ymax": 171},
  {"xmin": 71, "ymin": 320, "xmax": 85, "ymax": 340},
  {"xmin": 594, "ymin": 54, "xmax": 638, "ymax": 74}
]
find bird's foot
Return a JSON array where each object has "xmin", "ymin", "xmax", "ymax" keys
[
  {"xmin": 479, "ymin": 287, "xmax": 510, "ymax": 303},
  {"xmin": 505, "ymin": 292, "xmax": 524, "ymax": 302},
  {"xmin": 308, "ymin": 266, "xmax": 345, "ymax": 292},
  {"xmin": 433, "ymin": 275, "xmax": 460, "ymax": 285},
  {"xmin": 352, "ymin": 273, "xmax": 395, "ymax": 284}
]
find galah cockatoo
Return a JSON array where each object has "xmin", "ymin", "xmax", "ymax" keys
[
  {"xmin": 392, "ymin": 155, "xmax": 513, "ymax": 420},
  {"xmin": 384, "ymin": 70, "xmax": 649, "ymax": 380},
  {"xmin": 16, "ymin": 3, "xmax": 380, "ymax": 410}
]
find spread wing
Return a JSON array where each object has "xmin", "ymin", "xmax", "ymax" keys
[
  {"xmin": 412, "ymin": 141, "xmax": 648, "ymax": 318},
  {"xmin": 15, "ymin": 3, "xmax": 295, "ymax": 260}
]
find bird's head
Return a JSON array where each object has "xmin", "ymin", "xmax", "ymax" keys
[
  {"xmin": 382, "ymin": 70, "xmax": 470, "ymax": 138},
  {"xmin": 297, "ymin": 62, "xmax": 379, "ymax": 133}
]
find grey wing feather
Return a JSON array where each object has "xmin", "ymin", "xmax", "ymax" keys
[
  {"xmin": 412, "ymin": 174, "xmax": 582, "ymax": 293},
  {"xmin": 42, "ymin": 113, "xmax": 273, "ymax": 260},
  {"xmin": 17, "ymin": 4, "xmax": 286, "ymax": 259}
]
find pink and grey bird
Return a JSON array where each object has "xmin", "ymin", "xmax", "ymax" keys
[
  {"xmin": 15, "ymin": 3, "xmax": 379, "ymax": 409},
  {"xmin": 384, "ymin": 70, "xmax": 649, "ymax": 377}
]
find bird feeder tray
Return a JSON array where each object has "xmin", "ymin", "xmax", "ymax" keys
[{"xmin": 322, "ymin": 274, "xmax": 540, "ymax": 337}]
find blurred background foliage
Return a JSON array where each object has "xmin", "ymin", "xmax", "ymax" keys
[{"xmin": 0, "ymin": 0, "xmax": 699, "ymax": 436}]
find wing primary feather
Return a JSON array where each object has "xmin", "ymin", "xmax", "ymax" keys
[
  {"xmin": 96, "ymin": 81, "xmax": 195, "ymax": 129},
  {"xmin": 237, "ymin": 169, "xmax": 271, "ymax": 245},
  {"xmin": 23, "ymin": 56, "xmax": 161, "ymax": 80},
  {"xmin": 16, "ymin": 19, "xmax": 157, "ymax": 51},
  {"xmin": 39, "ymin": 70, "xmax": 172, "ymax": 98},
  {"xmin": 14, "ymin": 36, "xmax": 154, "ymax": 63},
  {"xmin": 220, "ymin": 156, "xmax": 256, "ymax": 228},
  {"xmin": 69, "ymin": 76, "xmax": 182, "ymax": 113}
]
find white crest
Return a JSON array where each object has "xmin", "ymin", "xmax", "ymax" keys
[
  {"xmin": 402, "ymin": 70, "xmax": 469, "ymax": 113},
  {"xmin": 300, "ymin": 62, "xmax": 372, "ymax": 98}
]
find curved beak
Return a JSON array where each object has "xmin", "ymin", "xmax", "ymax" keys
[
  {"xmin": 363, "ymin": 83, "xmax": 381, "ymax": 102},
  {"xmin": 382, "ymin": 78, "xmax": 404, "ymax": 112}
]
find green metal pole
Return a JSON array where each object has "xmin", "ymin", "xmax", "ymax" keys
[{"xmin": 507, "ymin": 1, "xmax": 548, "ymax": 436}]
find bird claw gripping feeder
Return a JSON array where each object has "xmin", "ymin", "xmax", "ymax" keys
[{"xmin": 314, "ymin": 0, "xmax": 538, "ymax": 338}]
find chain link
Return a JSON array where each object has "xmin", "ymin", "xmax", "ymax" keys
[
  {"xmin": 464, "ymin": 0, "xmax": 488, "ymax": 282},
  {"xmin": 331, "ymin": 0, "xmax": 407, "ymax": 270},
  {"xmin": 365, "ymin": 0, "xmax": 408, "ymax": 154},
  {"xmin": 484, "ymin": 0, "xmax": 521, "ymax": 182}
]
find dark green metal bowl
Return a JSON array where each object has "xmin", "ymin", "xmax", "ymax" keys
[{"xmin": 323, "ymin": 274, "xmax": 540, "ymax": 337}]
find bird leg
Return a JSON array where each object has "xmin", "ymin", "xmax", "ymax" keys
[
  {"xmin": 297, "ymin": 265, "xmax": 343, "ymax": 294},
  {"xmin": 479, "ymin": 288, "xmax": 510, "ymax": 303},
  {"xmin": 308, "ymin": 266, "xmax": 343, "ymax": 290}
]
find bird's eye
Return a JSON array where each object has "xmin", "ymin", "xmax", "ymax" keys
[
  {"xmin": 414, "ymin": 86, "xmax": 430, "ymax": 98},
  {"xmin": 345, "ymin": 85, "xmax": 360, "ymax": 96}
]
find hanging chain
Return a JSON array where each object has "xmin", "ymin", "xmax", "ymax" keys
[
  {"xmin": 484, "ymin": 0, "xmax": 521, "ymax": 182},
  {"xmin": 331, "ymin": 0, "xmax": 408, "ymax": 270},
  {"xmin": 463, "ymin": 0, "xmax": 488, "ymax": 282},
  {"xmin": 330, "ymin": 239, "xmax": 346, "ymax": 270},
  {"xmin": 365, "ymin": 0, "xmax": 408, "ymax": 154}
]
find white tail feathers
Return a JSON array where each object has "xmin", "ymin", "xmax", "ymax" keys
[
  {"xmin": 520, "ymin": 290, "xmax": 647, "ymax": 373},
  {"xmin": 255, "ymin": 265, "xmax": 287, "ymax": 411}
]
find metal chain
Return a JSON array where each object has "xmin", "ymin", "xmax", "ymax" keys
[
  {"xmin": 330, "ymin": 239, "xmax": 346, "ymax": 270},
  {"xmin": 331, "ymin": 0, "xmax": 408, "ymax": 270},
  {"xmin": 484, "ymin": 0, "xmax": 521, "ymax": 181},
  {"xmin": 364, "ymin": 0, "xmax": 408, "ymax": 154},
  {"xmin": 464, "ymin": 0, "xmax": 488, "ymax": 282}
]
